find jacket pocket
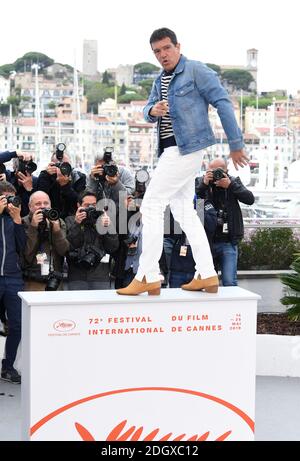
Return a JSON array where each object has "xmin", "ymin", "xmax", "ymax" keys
[{"xmin": 175, "ymin": 80, "xmax": 195, "ymax": 96}]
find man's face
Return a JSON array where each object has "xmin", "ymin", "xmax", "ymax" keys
[
  {"xmin": 151, "ymin": 37, "xmax": 181, "ymax": 72},
  {"xmin": 80, "ymin": 195, "xmax": 97, "ymax": 209},
  {"xmin": 30, "ymin": 193, "xmax": 51, "ymax": 213}
]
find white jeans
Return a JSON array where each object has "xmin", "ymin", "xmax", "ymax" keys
[{"xmin": 135, "ymin": 146, "xmax": 217, "ymax": 283}]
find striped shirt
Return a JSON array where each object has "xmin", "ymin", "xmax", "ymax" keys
[{"xmin": 160, "ymin": 72, "xmax": 174, "ymax": 140}]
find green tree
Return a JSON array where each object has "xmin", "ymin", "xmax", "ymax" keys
[
  {"xmin": 14, "ymin": 52, "xmax": 54, "ymax": 72},
  {"xmin": 85, "ymin": 81, "xmax": 115, "ymax": 112},
  {"xmin": 48, "ymin": 101, "xmax": 56, "ymax": 110},
  {"xmin": 0, "ymin": 63, "xmax": 14, "ymax": 78},
  {"xmin": 242, "ymin": 96, "xmax": 274, "ymax": 109},
  {"xmin": 139, "ymin": 79, "xmax": 154, "ymax": 97},
  {"xmin": 206, "ymin": 63, "xmax": 221, "ymax": 74},
  {"xmin": 102, "ymin": 71, "xmax": 113, "ymax": 84},
  {"xmin": 221, "ymin": 69, "xmax": 254, "ymax": 91},
  {"xmin": 118, "ymin": 92, "xmax": 145, "ymax": 103},
  {"xmin": 120, "ymin": 83, "xmax": 127, "ymax": 96},
  {"xmin": 134, "ymin": 62, "xmax": 160, "ymax": 74}
]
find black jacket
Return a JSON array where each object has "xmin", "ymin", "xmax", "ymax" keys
[
  {"xmin": 65, "ymin": 216, "xmax": 119, "ymax": 282},
  {"xmin": 0, "ymin": 213, "xmax": 26, "ymax": 277},
  {"xmin": 37, "ymin": 169, "xmax": 86, "ymax": 219},
  {"xmin": 195, "ymin": 175, "xmax": 254, "ymax": 244}
]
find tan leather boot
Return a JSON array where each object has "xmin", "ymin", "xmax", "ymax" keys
[
  {"xmin": 181, "ymin": 275, "xmax": 219, "ymax": 293},
  {"xmin": 116, "ymin": 277, "xmax": 161, "ymax": 296}
]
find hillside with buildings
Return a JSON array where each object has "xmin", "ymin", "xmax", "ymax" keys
[{"xmin": 0, "ymin": 43, "xmax": 299, "ymax": 185}]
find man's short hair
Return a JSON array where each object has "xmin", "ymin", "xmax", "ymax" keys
[
  {"xmin": 0, "ymin": 181, "xmax": 16, "ymax": 195},
  {"xmin": 78, "ymin": 191, "xmax": 97, "ymax": 205},
  {"xmin": 150, "ymin": 28, "xmax": 178, "ymax": 46}
]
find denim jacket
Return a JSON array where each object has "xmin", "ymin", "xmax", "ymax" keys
[{"xmin": 143, "ymin": 55, "xmax": 244, "ymax": 156}]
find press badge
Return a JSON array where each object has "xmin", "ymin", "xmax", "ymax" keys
[
  {"xmin": 36, "ymin": 253, "xmax": 49, "ymax": 276},
  {"xmin": 180, "ymin": 245, "xmax": 188, "ymax": 257},
  {"xmin": 36, "ymin": 252, "xmax": 47, "ymax": 265},
  {"xmin": 223, "ymin": 223, "xmax": 229, "ymax": 234}
]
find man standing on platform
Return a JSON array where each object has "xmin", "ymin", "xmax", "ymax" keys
[{"xmin": 117, "ymin": 27, "xmax": 248, "ymax": 296}]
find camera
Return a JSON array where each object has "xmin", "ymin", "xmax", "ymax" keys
[
  {"xmin": 97, "ymin": 147, "xmax": 118, "ymax": 179},
  {"xmin": 103, "ymin": 163, "xmax": 118, "ymax": 177},
  {"xmin": 69, "ymin": 245, "xmax": 105, "ymax": 269},
  {"xmin": 45, "ymin": 271, "xmax": 64, "ymax": 291},
  {"xmin": 55, "ymin": 143, "xmax": 66, "ymax": 161},
  {"xmin": 52, "ymin": 161, "xmax": 72, "ymax": 177},
  {"xmin": 41, "ymin": 208, "xmax": 60, "ymax": 221},
  {"xmin": 124, "ymin": 234, "xmax": 139, "ymax": 256},
  {"xmin": 17, "ymin": 158, "xmax": 37, "ymax": 175},
  {"xmin": 52, "ymin": 143, "xmax": 71, "ymax": 176},
  {"xmin": 80, "ymin": 206, "xmax": 103, "ymax": 223},
  {"xmin": 212, "ymin": 168, "xmax": 226, "ymax": 182},
  {"xmin": 6, "ymin": 195, "xmax": 21, "ymax": 207}
]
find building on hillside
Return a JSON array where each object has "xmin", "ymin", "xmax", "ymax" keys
[
  {"xmin": 83, "ymin": 40, "xmax": 98, "ymax": 77},
  {"xmin": 0, "ymin": 76, "xmax": 10, "ymax": 103},
  {"xmin": 116, "ymin": 65, "xmax": 134, "ymax": 86}
]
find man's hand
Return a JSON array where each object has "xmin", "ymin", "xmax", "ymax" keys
[
  {"xmin": 56, "ymin": 170, "xmax": 71, "ymax": 187},
  {"xmin": 46, "ymin": 163, "xmax": 58, "ymax": 176},
  {"xmin": 105, "ymin": 173, "xmax": 119, "ymax": 186},
  {"xmin": 203, "ymin": 170, "xmax": 214, "ymax": 186},
  {"xmin": 91, "ymin": 165, "xmax": 104, "ymax": 179},
  {"xmin": 16, "ymin": 150, "xmax": 32, "ymax": 161},
  {"xmin": 75, "ymin": 208, "xmax": 87, "ymax": 224},
  {"xmin": 100, "ymin": 212, "xmax": 110, "ymax": 227},
  {"xmin": 17, "ymin": 172, "xmax": 33, "ymax": 191},
  {"xmin": 214, "ymin": 176, "xmax": 231, "ymax": 189},
  {"xmin": 7, "ymin": 203, "xmax": 22, "ymax": 224},
  {"xmin": 230, "ymin": 150, "xmax": 249, "ymax": 170},
  {"xmin": 51, "ymin": 219, "xmax": 61, "ymax": 232},
  {"xmin": 0, "ymin": 173, "xmax": 6, "ymax": 182},
  {"xmin": 31, "ymin": 210, "xmax": 45, "ymax": 228},
  {"xmin": 0, "ymin": 195, "xmax": 7, "ymax": 215},
  {"xmin": 149, "ymin": 100, "xmax": 169, "ymax": 117}
]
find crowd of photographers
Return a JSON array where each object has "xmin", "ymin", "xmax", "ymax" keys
[{"xmin": 0, "ymin": 143, "xmax": 253, "ymax": 383}]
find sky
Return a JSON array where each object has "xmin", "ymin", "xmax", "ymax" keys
[{"xmin": 1, "ymin": 0, "xmax": 299, "ymax": 95}]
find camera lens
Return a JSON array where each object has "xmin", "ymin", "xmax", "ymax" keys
[
  {"xmin": 7, "ymin": 195, "xmax": 21, "ymax": 207},
  {"xmin": 59, "ymin": 162, "xmax": 72, "ymax": 176},
  {"xmin": 103, "ymin": 164, "xmax": 118, "ymax": 177},
  {"xmin": 42, "ymin": 208, "xmax": 60, "ymax": 221},
  {"xmin": 213, "ymin": 168, "xmax": 225, "ymax": 181},
  {"xmin": 45, "ymin": 271, "xmax": 63, "ymax": 291}
]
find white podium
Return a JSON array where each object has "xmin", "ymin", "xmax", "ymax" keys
[{"xmin": 19, "ymin": 287, "xmax": 259, "ymax": 441}]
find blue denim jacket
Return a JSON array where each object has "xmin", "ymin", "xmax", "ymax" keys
[{"xmin": 143, "ymin": 55, "xmax": 244, "ymax": 155}]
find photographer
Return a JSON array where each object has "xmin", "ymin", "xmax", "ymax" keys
[
  {"xmin": 37, "ymin": 144, "xmax": 86, "ymax": 219},
  {"xmin": 86, "ymin": 148, "xmax": 135, "ymax": 204},
  {"xmin": 65, "ymin": 191, "xmax": 119, "ymax": 290},
  {"xmin": 22, "ymin": 191, "xmax": 69, "ymax": 291},
  {"xmin": 0, "ymin": 149, "xmax": 38, "ymax": 216},
  {"xmin": 196, "ymin": 157, "xmax": 254, "ymax": 286},
  {"xmin": 0, "ymin": 181, "xmax": 26, "ymax": 384}
]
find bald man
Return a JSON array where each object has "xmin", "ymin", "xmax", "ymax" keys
[
  {"xmin": 22, "ymin": 191, "xmax": 69, "ymax": 290},
  {"xmin": 195, "ymin": 157, "xmax": 254, "ymax": 286}
]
